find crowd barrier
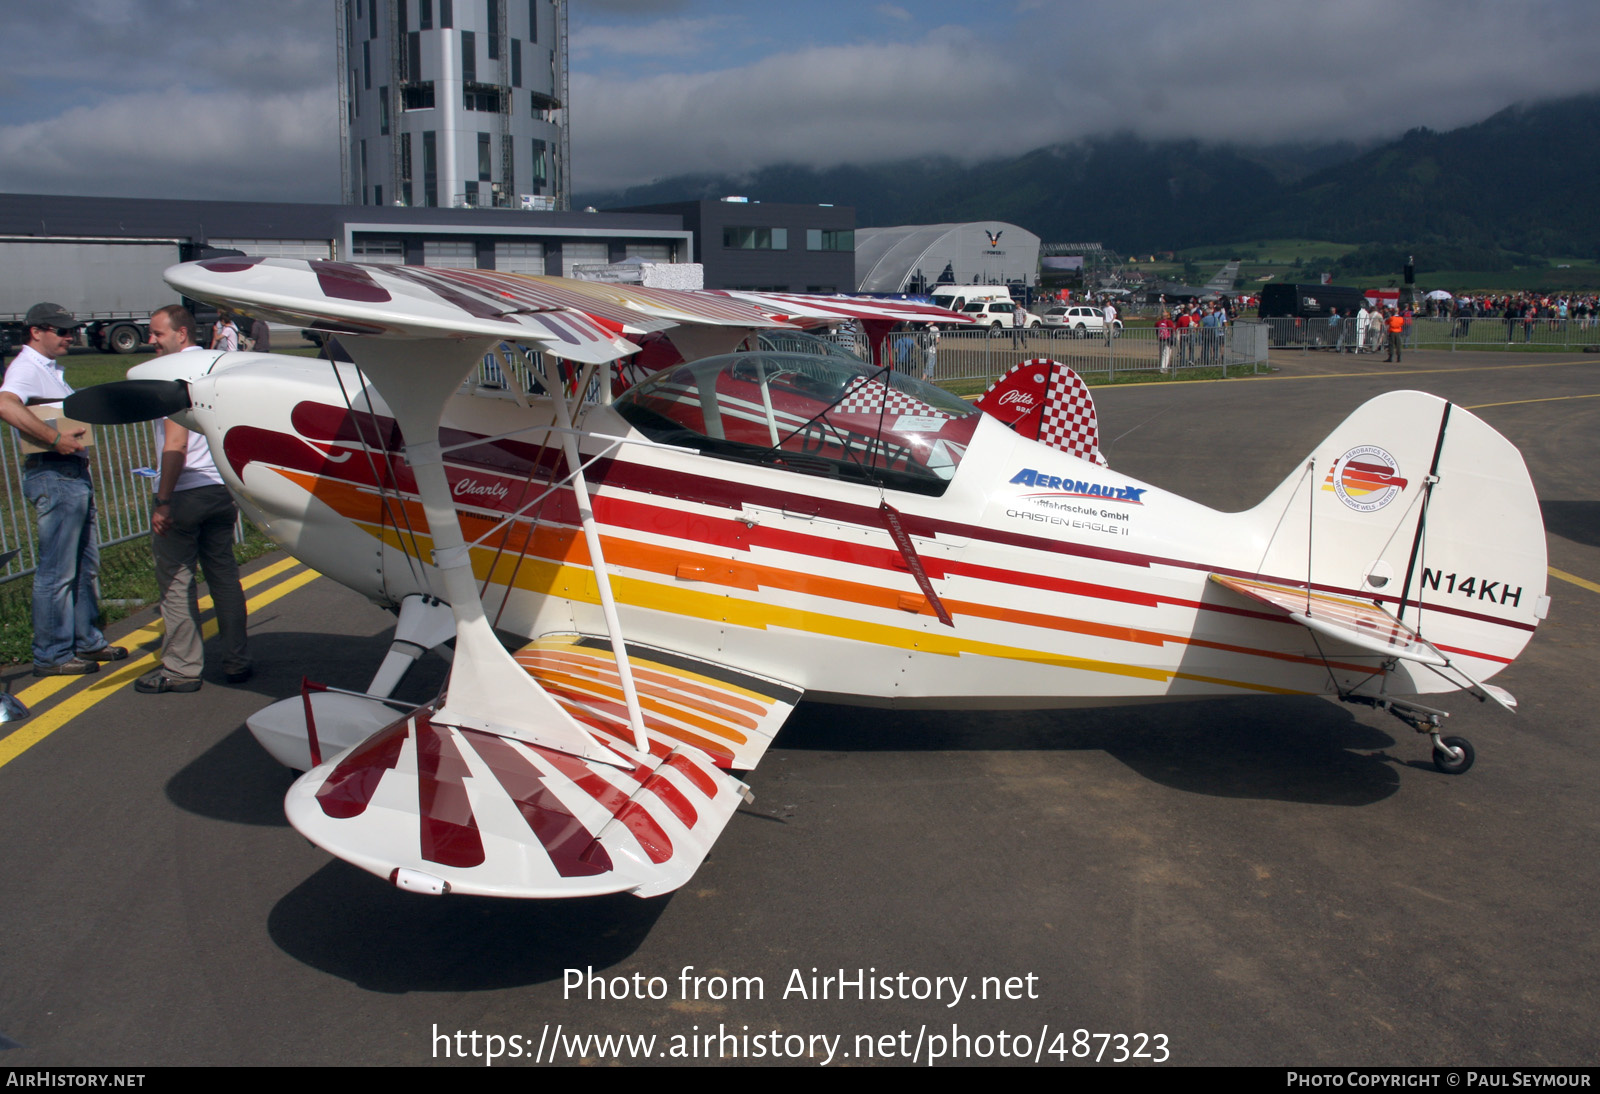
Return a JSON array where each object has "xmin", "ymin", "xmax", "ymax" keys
[{"xmin": 1264, "ymin": 315, "xmax": 1600, "ymax": 351}]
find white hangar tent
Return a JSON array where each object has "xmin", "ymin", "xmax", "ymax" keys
[{"xmin": 855, "ymin": 221, "xmax": 1041, "ymax": 293}]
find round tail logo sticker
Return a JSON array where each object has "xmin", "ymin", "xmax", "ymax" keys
[{"xmin": 1331, "ymin": 446, "xmax": 1407, "ymax": 512}]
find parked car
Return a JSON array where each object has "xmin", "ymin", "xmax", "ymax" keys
[
  {"xmin": 1042, "ymin": 305, "xmax": 1123, "ymax": 336},
  {"xmin": 960, "ymin": 300, "xmax": 1041, "ymax": 329}
]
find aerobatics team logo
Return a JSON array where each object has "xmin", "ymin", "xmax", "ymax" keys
[
  {"xmin": 1328, "ymin": 445, "xmax": 1407, "ymax": 513},
  {"xmin": 985, "ymin": 230, "xmax": 1004, "ymax": 247}
]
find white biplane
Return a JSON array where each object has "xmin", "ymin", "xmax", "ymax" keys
[{"xmin": 69, "ymin": 258, "xmax": 1549, "ymax": 901}]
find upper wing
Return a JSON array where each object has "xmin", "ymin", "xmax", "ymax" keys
[
  {"xmin": 167, "ymin": 257, "xmax": 819, "ymax": 370},
  {"xmin": 167, "ymin": 256, "xmax": 639, "ymax": 364},
  {"xmin": 719, "ymin": 290, "xmax": 974, "ymax": 327}
]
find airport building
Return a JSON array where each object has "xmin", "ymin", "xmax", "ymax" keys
[
  {"xmin": 0, "ymin": 193, "xmax": 692, "ymax": 314},
  {"xmin": 855, "ymin": 221, "xmax": 1041, "ymax": 293},
  {"xmin": 337, "ymin": 0, "xmax": 569, "ymax": 212},
  {"xmin": 610, "ymin": 200, "xmax": 857, "ymax": 292}
]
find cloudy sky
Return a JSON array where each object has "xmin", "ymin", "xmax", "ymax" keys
[{"xmin": 1, "ymin": 0, "xmax": 1596, "ymax": 203}]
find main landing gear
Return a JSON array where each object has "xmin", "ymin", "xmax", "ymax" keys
[{"xmin": 1340, "ymin": 693, "xmax": 1476, "ymax": 775}]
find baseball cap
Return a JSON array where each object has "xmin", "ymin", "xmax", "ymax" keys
[{"xmin": 25, "ymin": 303, "xmax": 77, "ymax": 330}]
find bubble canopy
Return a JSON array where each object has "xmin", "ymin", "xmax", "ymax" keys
[{"xmin": 615, "ymin": 352, "xmax": 981, "ymax": 496}]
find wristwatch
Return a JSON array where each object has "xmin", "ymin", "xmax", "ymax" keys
[{"xmin": 152, "ymin": 496, "xmax": 171, "ymax": 509}]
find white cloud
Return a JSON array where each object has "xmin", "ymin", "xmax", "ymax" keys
[
  {"xmin": 0, "ymin": 85, "xmax": 339, "ymax": 202},
  {"xmin": 571, "ymin": 15, "xmax": 741, "ymax": 60},
  {"xmin": 572, "ymin": 0, "xmax": 1600, "ymax": 191}
]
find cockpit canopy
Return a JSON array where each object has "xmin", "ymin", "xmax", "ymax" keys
[{"xmin": 615, "ymin": 352, "xmax": 980, "ymax": 496}]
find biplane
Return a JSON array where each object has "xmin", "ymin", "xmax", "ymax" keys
[{"xmin": 70, "ymin": 258, "xmax": 1548, "ymax": 901}]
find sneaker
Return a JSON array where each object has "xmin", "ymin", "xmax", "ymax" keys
[
  {"xmin": 134, "ymin": 669, "xmax": 202, "ymax": 694},
  {"xmin": 78, "ymin": 645, "xmax": 128, "ymax": 663},
  {"xmin": 33, "ymin": 658, "xmax": 100, "ymax": 677},
  {"xmin": 224, "ymin": 664, "xmax": 254, "ymax": 684}
]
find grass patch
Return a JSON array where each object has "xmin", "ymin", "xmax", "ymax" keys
[
  {"xmin": 56, "ymin": 346, "xmax": 323, "ymax": 390},
  {"xmin": 1416, "ymin": 342, "xmax": 1595, "ymax": 354},
  {"xmin": 0, "ymin": 522, "xmax": 279, "ymax": 664},
  {"xmin": 938, "ymin": 363, "xmax": 1264, "ymax": 399}
]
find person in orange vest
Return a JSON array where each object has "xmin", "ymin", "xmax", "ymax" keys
[{"xmin": 1384, "ymin": 308, "xmax": 1406, "ymax": 363}]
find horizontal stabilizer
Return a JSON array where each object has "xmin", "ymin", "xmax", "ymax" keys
[
  {"xmin": 286, "ymin": 704, "xmax": 753, "ymax": 899},
  {"xmin": 1210, "ymin": 573, "xmax": 1448, "ymax": 666}
]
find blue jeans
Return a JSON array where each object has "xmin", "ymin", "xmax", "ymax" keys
[{"xmin": 24, "ymin": 460, "xmax": 106, "ymax": 666}]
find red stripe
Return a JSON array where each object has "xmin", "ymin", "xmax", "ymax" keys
[
  {"xmin": 535, "ymin": 749, "xmax": 674, "ymax": 865},
  {"xmin": 315, "ymin": 712, "xmax": 410, "ymax": 819},
  {"xmin": 462, "ymin": 731, "xmax": 612, "ymax": 877},
  {"xmin": 415, "ymin": 714, "xmax": 485, "ymax": 868}
]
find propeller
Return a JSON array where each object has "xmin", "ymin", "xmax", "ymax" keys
[{"xmin": 63, "ymin": 380, "xmax": 191, "ymax": 425}]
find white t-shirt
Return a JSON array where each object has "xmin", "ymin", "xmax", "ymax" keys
[
  {"xmin": 153, "ymin": 347, "xmax": 223, "ymax": 492},
  {"xmin": 1, "ymin": 345, "xmax": 72, "ymax": 408}
]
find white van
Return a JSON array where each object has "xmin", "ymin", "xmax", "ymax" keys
[{"xmin": 930, "ymin": 285, "xmax": 1012, "ymax": 314}]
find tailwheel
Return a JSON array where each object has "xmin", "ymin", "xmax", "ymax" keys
[{"xmin": 1431, "ymin": 734, "xmax": 1475, "ymax": 775}]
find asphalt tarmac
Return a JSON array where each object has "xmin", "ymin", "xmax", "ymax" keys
[{"xmin": 2, "ymin": 347, "xmax": 1597, "ymax": 1067}]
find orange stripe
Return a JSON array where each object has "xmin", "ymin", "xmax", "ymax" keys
[
  {"xmin": 275, "ymin": 467, "xmax": 1387, "ymax": 681},
  {"xmin": 538, "ymin": 681, "xmax": 737, "ymax": 761},
  {"xmin": 515, "ymin": 660, "xmax": 753, "ymax": 742},
  {"xmin": 519, "ymin": 647, "xmax": 770, "ymax": 718}
]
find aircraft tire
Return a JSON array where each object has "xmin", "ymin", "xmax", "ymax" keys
[{"xmin": 1433, "ymin": 735, "xmax": 1475, "ymax": 775}]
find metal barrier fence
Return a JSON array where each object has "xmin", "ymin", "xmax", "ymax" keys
[
  {"xmin": 910, "ymin": 322, "xmax": 1269, "ymax": 383},
  {"xmin": 1264, "ymin": 315, "xmax": 1600, "ymax": 352},
  {"xmin": 0, "ymin": 422, "xmax": 162, "ymax": 585}
]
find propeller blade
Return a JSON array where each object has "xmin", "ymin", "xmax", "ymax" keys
[{"xmin": 64, "ymin": 380, "xmax": 191, "ymax": 425}]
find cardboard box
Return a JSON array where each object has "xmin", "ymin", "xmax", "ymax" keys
[{"xmin": 18, "ymin": 413, "xmax": 95, "ymax": 455}]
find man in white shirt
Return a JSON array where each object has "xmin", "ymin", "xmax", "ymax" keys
[
  {"xmin": 0, "ymin": 303, "xmax": 126, "ymax": 675},
  {"xmin": 136, "ymin": 305, "xmax": 250, "ymax": 694}
]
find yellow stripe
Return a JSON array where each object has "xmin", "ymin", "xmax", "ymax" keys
[
  {"xmin": 1464, "ymin": 394, "xmax": 1600, "ymax": 410},
  {"xmin": 13, "ymin": 555, "xmax": 303, "ymax": 709},
  {"xmin": 0, "ymin": 564, "xmax": 321, "ymax": 771},
  {"xmin": 1549, "ymin": 566, "xmax": 1600, "ymax": 597},
  {"xmin": 362, "ymin": 504, "xmax": 1318, "ymax": 694}
]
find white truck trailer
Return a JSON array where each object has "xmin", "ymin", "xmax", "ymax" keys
[{"xmin": 0, "ymin": 237, "xmax": 228, "ymax": 354}]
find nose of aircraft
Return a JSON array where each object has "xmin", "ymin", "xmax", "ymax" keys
[{"xmin": 125, "ymin": 349, "xmax": 228, "ymax": 383}]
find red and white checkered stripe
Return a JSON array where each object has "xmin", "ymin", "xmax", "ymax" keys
[
  {"xmin": 1038, "ymin": 362, "xmax": 1106, "ymax": 466},
  {"xmin": 833, "ymin": 378, "xmax": 955, "ymax": 420}
]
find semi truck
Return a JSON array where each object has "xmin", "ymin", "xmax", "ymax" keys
[{"xmin": 0, "ymin": 237, "xmax": 237, "ymax": 355}]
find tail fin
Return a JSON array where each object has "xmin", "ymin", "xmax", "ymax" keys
[
  {"xmin": 1245, "ymin": 391, "xmax": 1546, "ymax": 686},
  {"xmin": 975, "ymin": 357, "xmax": 1107, "ymax": 466}
]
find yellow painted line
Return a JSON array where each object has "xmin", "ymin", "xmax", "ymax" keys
[
  {"xmin": 1464, "ymin": 394, "xmax": 1600, "ymax": 410},
  {"xmin": 1549, "ymin": 566, "xmax": 1600, "ymax": 597},
  {"xmin": 0, "ymin": 564, "xmax": 321, "ymax": 771},
  {"xmin": 13, "ymin": 554, "xmax": 304, "ymax": 709}
]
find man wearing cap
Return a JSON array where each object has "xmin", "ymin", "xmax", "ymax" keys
[
  {"xmin": 0, "ymin": 303, "xmax": 126, "ymax": 675},
  {"xmin": 135, "ymin": 306, "xmax": 250, "ymax": 694}
]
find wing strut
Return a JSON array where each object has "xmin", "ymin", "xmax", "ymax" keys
[
  {"xmin": 336, "ymin": 335, "xmax": 623, "ymax": 766},
  {"xmin": 545, "ymin": 357, "xmax": 650, "ymax": 754}
]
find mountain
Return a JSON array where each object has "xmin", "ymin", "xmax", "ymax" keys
[{"xmin": 577, "ymin": 93, "xmax": 1600, "ymax": 260}]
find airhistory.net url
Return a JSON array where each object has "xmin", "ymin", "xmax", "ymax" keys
[{"xmin": 431, "ymin": 1022, "xmax": 1171, "ymax": 1065}]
